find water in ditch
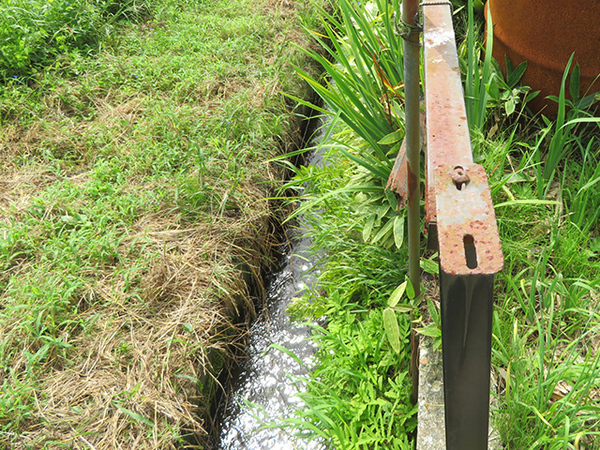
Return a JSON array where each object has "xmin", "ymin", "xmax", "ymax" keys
[{"xmin": 217, "ymin": 150, "xmax": 326, "ymax": 450}]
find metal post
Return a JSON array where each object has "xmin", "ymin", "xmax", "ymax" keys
[
  {"xmin": 390, "ymin": 4, "xmax": 504, "ymax": 446},
  {"xmin": 422, "ymin": 4, "xmax": 504, "ymax": 449},
  {"xmin": 401, "ymin": 0, "xmax": 422, "ymax": 408},
  {"xmin": 402, "ymin": 0, "xmax": 421, "ymax": 300},
  {"xmin": 440, "ymin": 272, "xmax": 496, "ymax": 448}
]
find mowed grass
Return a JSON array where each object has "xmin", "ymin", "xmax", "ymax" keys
[{"xmin": 0, "ymin": 0, "xmax": 317, "ymax": 447}]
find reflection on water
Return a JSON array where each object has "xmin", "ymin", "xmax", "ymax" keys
[
  {"xmin": 218, "ymin": 125, "xmax": 328, "ymax": 450},
  {"xmin": 217, "ymin": 232, "xmax": 323, "ymax": 450}
]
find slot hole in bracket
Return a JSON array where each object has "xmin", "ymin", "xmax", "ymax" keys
[{"xmin": 463, "ymin": 234, "xmax": 478, "ymax": 269}]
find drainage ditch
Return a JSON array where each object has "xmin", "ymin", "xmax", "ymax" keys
[
  {"xmin": 216, "ymin": 225, "xmax": 322, "ymax": 449},
  {"xmin": 212, "ymin": 112, "xmax": 326, "ymax": 449}
]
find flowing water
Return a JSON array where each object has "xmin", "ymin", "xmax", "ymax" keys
[{"xmin": 217, "ymin": 150, "xmax": 325, "ymax": 450}]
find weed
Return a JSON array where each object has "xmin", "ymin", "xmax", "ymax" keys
[
  {"xmin": 468, "ymin": 13, "xmax": 600, "ymax": 448},
  {"xmin": 281, "ymin": 109, "xmax": 418, "ymax": 446},
  {"xmin": 0, "ymin": 0, "xmax": 153, "ymax": 80}
]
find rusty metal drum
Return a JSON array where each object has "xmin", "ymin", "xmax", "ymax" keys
[{"xmin": 486, "ymin": 0, "xmax": 600, "ymax": 116}]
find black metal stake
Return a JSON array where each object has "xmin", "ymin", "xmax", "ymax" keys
[{"xmin": 440, "ymin": 272, "xmax": 495, "ymax": 449}]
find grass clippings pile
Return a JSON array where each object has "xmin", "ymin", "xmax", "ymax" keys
[{"xmin": 0, "ymin": 0, "xmax": 318, "ymax": 447}]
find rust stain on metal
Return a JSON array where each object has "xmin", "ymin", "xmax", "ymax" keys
[
  {"xmin": 422, "ymin": 5, "xmax": 503, "ymax": 276},
  {"xmin": 424, "ymin": 166, "xmax": 436, "ymax": 233},
  {"xmin": 487, "ymin": 0, "xmax": 600, "ymax": 117},
  {"xmin": 435, "ymin": 165, "xmax": 503, "ymax": 275},
  {"xmin": 420, "ymin": 5, "xmax": 504, "ymax": 448},
  {"xmin": 423, "ymin": 5, "xmax": 473, "ymax": 228},
  {"xmin": 407, "ymin": 163, "xmax": 419, "ymax": 202},
  {"xmin": 386, "ymin": 139, "xmax": 408, "ymax": 207},
  {"xmin": 450, "ymin": 166, "xmax": 470, "ymax": 188}
]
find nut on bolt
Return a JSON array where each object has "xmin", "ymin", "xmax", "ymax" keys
[{"xmin": 451, "ymin": 166, "xmax": 470, "ymax": 190}]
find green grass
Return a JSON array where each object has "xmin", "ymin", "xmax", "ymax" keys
[
  {"xmin": 482, "ymin": 94, "xmax": 600, "ymax": 447},
  {"xmin": 0, "ymin": 0, "xmax": 151, "ymax": 80},
  {"xmin": 275, "ymin": 1, "xmax": 417, "ymax": 447},
  {"xmin": 283, "ymin": 136, "xmax": 417, "ymax": 449},
  {"xmin": 0, "ymin": 0, "xmax": 319, "ymax": 447},
  {"xmin": 3, "ymin": 0, "xmax": 598, "ymax": 447}
]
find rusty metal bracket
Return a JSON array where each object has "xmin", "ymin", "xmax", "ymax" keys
[
  {"xmin": 386, "ymin": 109, "xmax": 426, "ymax": 208},
  {"xmin": 433, "ymin": 163, "xmax": 502, "ymax": 449},
  {"xmin": 433, "ymin": 164, "xmax": 503, "ymax": 276}
]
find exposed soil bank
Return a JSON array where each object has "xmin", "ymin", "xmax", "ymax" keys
[{"xmin": 202, "ymin": 99, "xmax": 322, "ymax": 449}]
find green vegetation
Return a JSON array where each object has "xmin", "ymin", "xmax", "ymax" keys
[
  {"xmin": 281, "ymin": 0, "xmax": 600, "ymax": 448},
  {"xmin": 0, "ymin": 0, "xmax": 318, "ymax": 447},
  {"xmin": 2, "ymin": 0, "xmax": 599, "ymax": 447},
  {"xmin": 281, "ymin": 0, "xmax": 417, "ymax": 447},
  {"xmin": 0, "ymin": 0, "xmax": 150, "ymax": 80},
  {"xmin": 489, "ymin": 74, "xmax": 600, "ymax": 448},
  {"xmin": 285, "ymin": 144, "xmax": 418, "ymax": 449}
]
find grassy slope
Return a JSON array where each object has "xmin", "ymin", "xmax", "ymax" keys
[{"xmin": 0, "ymin": 0, "xmax": 317, "ymax": 447}]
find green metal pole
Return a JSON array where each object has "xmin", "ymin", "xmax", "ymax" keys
[
  {"xmin": 402, "ymin": 0, "xmax": 421, "ymax": 407},
  {"xmin": 402, "ymin": 0, "xmax": 421, "ymax": 297}
]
